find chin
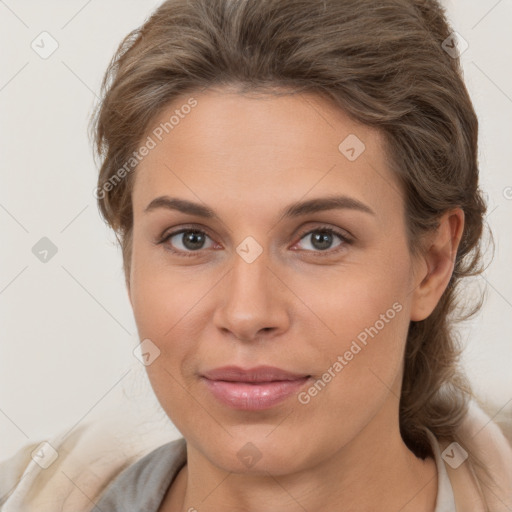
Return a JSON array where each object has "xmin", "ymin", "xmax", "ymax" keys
[{"xmin": 200, "ymin": 433, "xmax": 315, "ymax": 476}]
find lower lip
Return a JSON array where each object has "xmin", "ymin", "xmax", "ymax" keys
[{"xmin": 202, "ymin": 377, "xmax": 311, "ymax": 410}]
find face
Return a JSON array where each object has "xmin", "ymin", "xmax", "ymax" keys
[{"xmin": 128, "ymin": 87, "xmax": 420, "ymax": 475}]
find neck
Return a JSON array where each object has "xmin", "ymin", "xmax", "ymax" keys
[{"xmin": 162, "ymin": 402, "xmax": 438, "ymax": 512}]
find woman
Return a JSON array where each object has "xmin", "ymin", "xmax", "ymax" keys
[{"xmin": 2, "ymin": 0, "xmax": 512, "ymax": 510}]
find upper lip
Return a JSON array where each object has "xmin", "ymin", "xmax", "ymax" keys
[{"xmin": 201, "ymin": 366, "xmax": 310, "ymax": 383}]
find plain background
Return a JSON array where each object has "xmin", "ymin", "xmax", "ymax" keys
[{"xmin": 1, "ymin": 0, "xmax": 511, "ymax": 461}]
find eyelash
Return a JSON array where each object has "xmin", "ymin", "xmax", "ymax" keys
[{"xmin": 157, "ymin": 225, "xmax": 353, "ymax": 258}]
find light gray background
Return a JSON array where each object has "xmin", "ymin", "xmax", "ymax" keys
[{"xmin": 1, "ymin": 0, "xmax": 511, "ymax": 461}]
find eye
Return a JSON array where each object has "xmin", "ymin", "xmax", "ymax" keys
[
  {"xmin": 157, "ymin": 225, "xmax": 353, "ymax": 258},
  {"xmin": 158, "ymin": 228, "xmax": 216, "ymax": 257},
  {"xmin": 293, "ymin": 227, "xmax": 352, "ymax": 254}
]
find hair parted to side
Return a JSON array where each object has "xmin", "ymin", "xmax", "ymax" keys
[{"xmin": 89, "ymin": 0, "xmax": 494, "ymax": 466}]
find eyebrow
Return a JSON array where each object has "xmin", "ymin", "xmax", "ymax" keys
[{"xmin": 144, "ymin": 195, "xmax": 375, "ymax": 219}]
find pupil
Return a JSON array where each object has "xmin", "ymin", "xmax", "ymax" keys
[
  {"xmin": 183, "ymin": 231, "xmax": 204, "ymax": 250},
  {"xmin": 312, "ymin": 231, "xmax": 332, "ymax": 250}
]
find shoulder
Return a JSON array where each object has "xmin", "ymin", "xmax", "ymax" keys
[
  {"xmin": 0, "ymin": 418, "xmax": 180, "ymax": 512},
  {"xmin": 0, "ymin": 363, "xmax": 179, "ymax": 512},
  {"xmin": 93, "ymin": 437, "xmax": 186, "ymax": 511},
  {"xmin": 439, "ymin": 398, "xmax": 512, "ymax": 510}
]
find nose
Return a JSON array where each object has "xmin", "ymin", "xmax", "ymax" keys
[{"xmin": 212, "ymin": 250, "xmax": 291, "ymax": 343}]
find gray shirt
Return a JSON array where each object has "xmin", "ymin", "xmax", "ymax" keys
[{"xmin": 91, "ymin": 430, "xmax": 455, "ymax": 511}]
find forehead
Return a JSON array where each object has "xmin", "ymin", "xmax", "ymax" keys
[{"xmin": 132, "ymin": 88, "xmax": 402, "ymax": 221}]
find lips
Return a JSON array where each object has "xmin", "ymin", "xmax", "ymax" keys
[
  {"xmin": 200, "ymin": 366, "xmax": 312, "ymax": 410},
  {"xmin": 201, "ymin": 365, "xmax": 310, "ymax": 382}
]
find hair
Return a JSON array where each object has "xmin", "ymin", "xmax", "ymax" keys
[{"xmin": 89, "ymin": 0, "xmax": 495, "ymax": 486}]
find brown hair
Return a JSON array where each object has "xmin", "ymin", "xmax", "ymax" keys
[{"xmin": 89, "ymin": 0, "xmax": 493, "ymax": 475}]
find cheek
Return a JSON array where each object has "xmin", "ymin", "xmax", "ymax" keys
[
  {"xmin": 129, "ymin": 236, "xmax": 208, "ymax": 338},
  {"xmin": 307, "ymin": 287, "xmax": 408, "ymax": 397},
  {"xmin": 129, "ymin": 241, "xmax": 221, "ymax": 412},
  {"xmin": 130, "ymin": 275, "xmax": 207, "ymax": 384},
  {"xmin": 297, "ymin": 245, "xmax": 413, "ymax": 398},
  {"xmin": 129, "ymin": 250, "xmax": 208, "ymax": 434},
  {"xmin": 305, "ymin": 251, "xmax": 410, "ymax": 348}
]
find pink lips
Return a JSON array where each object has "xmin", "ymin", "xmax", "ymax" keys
[{"xmin": 201, "ymin": 366, "xmax": 311, "ymax": 410}]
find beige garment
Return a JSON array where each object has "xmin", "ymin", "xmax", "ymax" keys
[{"xmin": 1, "ymin": 399, "xmax": 511, "ymax": 512}]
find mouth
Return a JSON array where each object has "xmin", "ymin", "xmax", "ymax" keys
[{"xmin": 200, "ymin": 366, "xmax": 312, "ymax": 410}]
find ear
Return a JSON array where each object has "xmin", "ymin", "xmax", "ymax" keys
[{"xmin": 409, "ymin": 208, "xmax": 465, "ymax": 322}]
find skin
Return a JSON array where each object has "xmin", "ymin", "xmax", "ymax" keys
[{"xmin": 126, "ymin": 86, "xmax": 464, "ymax": 512}]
